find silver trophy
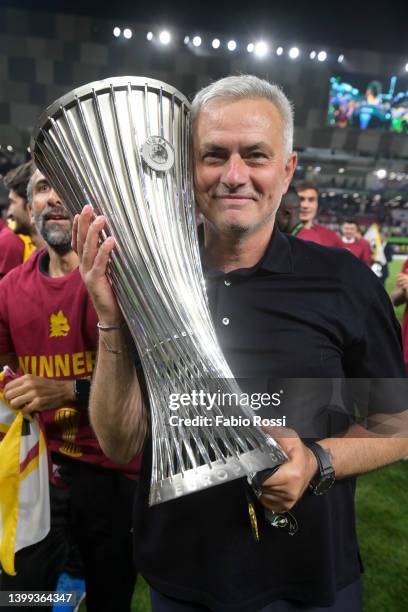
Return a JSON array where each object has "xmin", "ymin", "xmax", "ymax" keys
[{"xmin": 31, "ymin": 77, "xmax": 286, "ymax": 505}]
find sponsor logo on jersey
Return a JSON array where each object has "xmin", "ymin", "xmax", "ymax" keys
[{"xmin": 49, "ymin": 310, "xmax": 70, "ymax": 338}]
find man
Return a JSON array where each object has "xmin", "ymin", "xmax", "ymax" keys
[
  {"xmin": 0, "ymin": 169, "xmax": 138, "ymax": 611},
  {"xmin": 296, "ymin": 181, "xmax": 344, "ymax": 247},
  {"xmin": 340, "ymin": 219, "xmax": 372, "ymax": 265},
  {"xmin": 392, "ymin": 261, "xmax": 408, "ymax": 373},
  {"xmin": 75, "ymin": 75, "xmax": 407, "ymax": 612},
  {"xmin": 275, "ymin": 186, "xmax": 303, "ymax": 235},
  {"xmin": 0, "ymin": 161, "xmax": 44, "ymax": 277}
]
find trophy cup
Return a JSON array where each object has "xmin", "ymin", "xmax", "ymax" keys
[{"xmin": 31, "ymin": 77, "xmax": 287, "ymax": 505}]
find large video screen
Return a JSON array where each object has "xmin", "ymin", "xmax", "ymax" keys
[{"xmin": 328, "ymin": 74, "xmax": 408, "ymax": 133}]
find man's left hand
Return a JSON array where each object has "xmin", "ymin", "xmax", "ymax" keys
[
  {"xmin": 258, "ymin": 430, "xmax": 318, "ymax": 512},
  {"xmin": 4, "ymin": 374, "xmax": 75, "ymax": 415}
]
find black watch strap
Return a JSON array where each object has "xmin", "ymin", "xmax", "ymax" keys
[
  {"xmin": 74, "ymin": 379, "xmax": 91, "ymax": 405},
  {"xmin": 304, "ymin": 441, "xmax": 335, "ymax": 495}
]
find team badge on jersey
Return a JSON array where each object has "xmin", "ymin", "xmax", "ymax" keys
[{"xmin": 49, "ymin": 310, "xmax": 70, "ymax": 338}]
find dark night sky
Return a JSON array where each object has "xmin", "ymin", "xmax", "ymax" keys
[{"xmin": 3, "ymin": 0, "xmax": 408, "ymax": 54}]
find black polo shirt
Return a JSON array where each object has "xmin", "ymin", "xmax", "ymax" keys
[{"xmin": 133, "ymin": 229, "xmax": 406, "ymax": 611}]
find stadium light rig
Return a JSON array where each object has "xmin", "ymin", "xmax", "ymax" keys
[
  {"xmin": 276, "ymin": 46, "xmax": 283, "ymax": 55},
  {"xmin": 212, "ymin": 38, "xmax": 220, "ymax": 49},
  {"xmin": 147, "ymin": 31, "xmax": 154, "ymax": 41},
  {"xmin": 338, "ymin": 54, "xmax": 344, "ymax": 63},
  {"xmin": 192, "ymin": 36, "xmax": 202, "ymax": 47},
  {"xmin": 317, "ymin": 50, "xmax": 327, "ymax": 62},
  {"xmin": 247, "ymin": 43, "xmax": 254, "ymax": 53},
  {"xmin": 123, "ymin": 28, "xmax": 132, "ymax": 39},
  {"xmin": 113, "ymin": 26, "xmax": 121, "ymax": 38},
  {"xmin": 227, "ymin": 40, "xmax": 237, "ymax": 51},
  {"xmin": 159, "ymin": 30, "xmax": 171, "ymax": 45},
  {"xmin": 289, "ymin": 47, "xmax": 300, "ymax": 59},
  {"xmin": 309, "ymin": 50, "xmax": 316, "ymax": 59},
  {"xmin": 254, "ymin": 41, "xmax": 268, "ymax": 58}
]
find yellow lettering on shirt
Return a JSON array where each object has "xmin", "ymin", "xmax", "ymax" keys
[
  {"xmin": 39, "ymin": 355, "xmax": 54, "ymax": 377},
  {"xmin": 18, "ymin": 355, "xmax": 30, "ymax": 374},
  {"xmin": 85, "ymin": 351, "xmax": 96, "ymax": 372},
  {"xmin": 72, "ymin": 352, "xmax": 85, "ymax": 376},
  {"xmin": 55, "ymin": 354, "xmax": 70, "ymax": 377},
  {"xmin": 16, "ymin": 352, "xmax": 97, "ymax": 378}
]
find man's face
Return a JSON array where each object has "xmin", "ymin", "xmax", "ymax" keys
[
  {"xmin": 7, "ymin": 190, "xmax": 31, "ymax": 234},
  {"xmin": 298, "ymin": 188, "xmax": 318, "ymax": 223},
  {"xmin": 193, "ymin": 97, "xmax": 296, "ymax": 237},
  {"xmin": 29, "ymin": 169, "xmax": 72, "ymax": 252},
  {"xmin": 342, "ymin": 222, "xmax": 358, "ymax": 240}
]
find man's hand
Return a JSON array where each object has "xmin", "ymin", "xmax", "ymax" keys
[
  {"xmin": 258, "ymin": 430, "xmax": 318, "ymax": 512},
  {"xmin": 396, "ymin": 272, "xmax": 408, "ymax": 293},
  {"xmin": 3, "ymin": 374, "xmax": 75, "ymax": 415},
  {"xmin": 72, "ymin": 205, "xmax": 123, "ymax": 325}
]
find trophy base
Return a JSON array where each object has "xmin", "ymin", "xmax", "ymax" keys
[{"xmin": 149, "ymin": 447, "xmax": 284, "ymax": 505}]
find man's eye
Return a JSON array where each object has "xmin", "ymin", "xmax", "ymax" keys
[{"xmin": 248, "ymin": 152, "xmax": 267, "ymax": 159}]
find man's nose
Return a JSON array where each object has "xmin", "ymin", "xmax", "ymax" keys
[
  {"xmin": 221, "ymin": 154, "xmax": 249, "ymax": 188},
  {"xmin": 48, "ymin": 188, "xmax": 63, "ymax": 207}
]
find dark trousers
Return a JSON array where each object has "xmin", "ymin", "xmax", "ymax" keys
[
  {"xmin": 150, "ymin": 579, "xmax": 362, "ymax": 612},
  {"xmin": 0, "ymin": 460, "xmax": 137, "ymax": 612}
]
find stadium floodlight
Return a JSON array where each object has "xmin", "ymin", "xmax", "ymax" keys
[
  {"xmin": 6, "ymin": 145, "xmax": 13, "ymax": 152},
  {"xmin": 289, "ymin": 47, "xmax": 300, "ymax": 59},
  {"xmin": 183, "ymin": 35, "xmax": 190, "ymax": 44},
  {"xmin": 317, "ymin": 50, "xmax": 327, "ymax": 62},
  {"xmin": 276, "ymin": 46, "xmax": 283, "ymax": 56},
  {"xmin": 254, "ymin": 41, "xmax": 268, "ymax": 58},
  {"xmin": 338, "ymin": 167, "xmax": 345, "ymax": 173},
  {"xmin": 247, "ymin": 42, "xmax": 254, "ymax": 53},
  {"xmin": 314, "ymin": 166, "xmax": 321, "ymax": 172},
  {"xmin": 405, "ymin": 62, "xmax": 408, "ymax": 72},
  {"xmin": 338, "ymin": 54, "xmax": 344, "ymax": 63},
  {"xmin": 147, "ymin": 31, "xmax": 154, "ymax": 41},
  {"xmin": 192, "ymin": 36, "xmax": 202, "ymax": 47},
  {"xmin": 113, "ymin": 27, "xmax": 121, "ymax": 38},
  {"xmin": 376, "ymin": 169, "xmax": 387, "ymax": 179},
  {"xmin": 309, "ymin": 50, "xmax": 316, "ymax": 59},
  {"xmin": 123, "ymin": 28, "xmax": 132, "ymax": 39},
  {"xmin": 212, "ymin": 38, "xmax": 221, "ymax": 49},
  {"xmin": 159, "ymin": 30, "xmax": 171, "ymax": 45},
  {"xmin": 227, "ymin": 40, "xmax": 237, "ymax": 51}
]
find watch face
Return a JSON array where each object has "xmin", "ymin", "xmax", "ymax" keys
[{"xmin": 314, "ymin": 474, "xmax": 335, "ymax": 495}]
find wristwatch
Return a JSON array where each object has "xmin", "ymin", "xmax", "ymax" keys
[
  {"xmin": 305, "ymin": 441, "xmax": 335, "ymax": 495},
  {"xmin": 74, "ymin": 379, "xmax": 91, "ymax": 405}
]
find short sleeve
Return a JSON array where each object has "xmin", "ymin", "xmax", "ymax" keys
[{"xmin": 0, "ymin": 232, "xmax": 24, "ymax": 276}]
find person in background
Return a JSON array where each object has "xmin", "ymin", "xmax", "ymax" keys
[
  {"xmin": 0, "ymin": 168, "xmax": 139, "ymax": 612},
  {"xmin": 340, "ymin": 219, "xmax": 372, "ymax": 266},
  {"xmin": 0, "ymin": 161, "xmax": 45, "ymax": 277},
  {"xmin": 276, "ymin": 186, "xmax": 303, "ymax": 235},
  {"xmin": 296, "ymin": 181, "xmax": 344, "ymax": 247}
]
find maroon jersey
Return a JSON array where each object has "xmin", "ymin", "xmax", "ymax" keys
[
  {"xmin": 341, "ymin": 238, "xmax": 372, "ymax": 265},
  {"xmin": 298, "ymin": 223, "xmax": 344, "ymax": 248},
  {"xmin": 0, "ymin": 225, "xmax": 25, "ymax": 276},
  {"xmin": 0, "ymin": 248, "xmax": 140, "ymax": 478},
  {"xmin": 401, "ymin": 259, "xmax": 408, "ymax": 373}
]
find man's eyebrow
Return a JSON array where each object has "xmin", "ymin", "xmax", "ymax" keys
[
  {"xmin": 33, "ymin": 178, "xmax": 49, "ymax": 189},
  {"xmin": 199, "ymin": 143, "xmax": 227, "ymax": 152}
]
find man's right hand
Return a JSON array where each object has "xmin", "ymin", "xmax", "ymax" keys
[{"xmin": 72, "ymin": 206, "xmax": 123, "ymax": 325}]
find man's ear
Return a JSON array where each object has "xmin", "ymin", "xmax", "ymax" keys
[{"xmin": 28, "ymin": 203, "xmax": 35, "ymax": 225}]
